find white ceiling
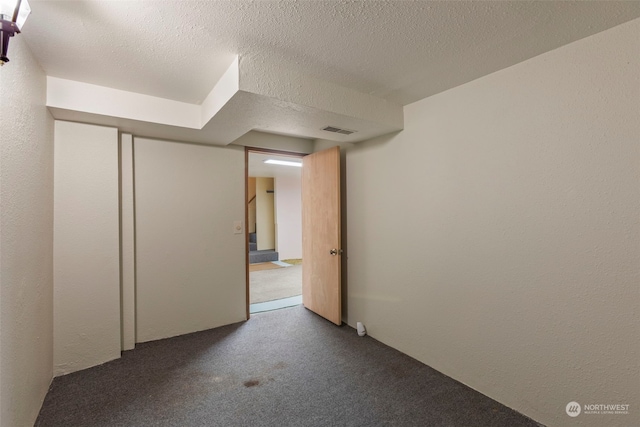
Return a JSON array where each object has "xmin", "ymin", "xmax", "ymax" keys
[
  {"xmin": 24, "ymin": 1, "xmax": 640, "ymax": 105},
  {"xmin": 20, "ymin": 1, "xmax": 640, "ymax": 144}
]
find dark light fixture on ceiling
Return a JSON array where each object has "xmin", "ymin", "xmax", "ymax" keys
[{"xmin": 0, "ymin": 0, "xmax": 31, "ymax": 66}]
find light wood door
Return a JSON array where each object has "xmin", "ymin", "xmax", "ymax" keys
[{"xmin": 302, "ymin": 146, "xmax": 342, "ymax": 325}]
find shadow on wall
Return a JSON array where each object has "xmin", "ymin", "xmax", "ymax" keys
[{"xmin": 319, "ymin": 131, "xmax": 402, "ymax": 325}]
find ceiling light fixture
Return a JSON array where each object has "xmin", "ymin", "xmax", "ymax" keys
[
  {"xmin": 264, "ymin": 159, "xmax": 303, "ymax": 167},
  {"xmin": 0, "ymin": 0, "xmax": 30, "ymax": 66}
]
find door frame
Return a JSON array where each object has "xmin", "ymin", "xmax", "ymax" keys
[{"xmin": 244, "ymin": 146, "xmax": 307, "ymax": 319}]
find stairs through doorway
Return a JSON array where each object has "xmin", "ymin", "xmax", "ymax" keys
[{"xmin": 249, "ymin": 232, "xmax": 278, "ymax": 263}]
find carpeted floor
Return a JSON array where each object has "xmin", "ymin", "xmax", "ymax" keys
[
  {"xmin": 35, "ymin": 306, "xmax": 541, "ymax": 427},
  {"xmin": 250, "ymin": 264, "xmax": 302, "ymax": 304},
  {"xmin": 249, "ymin": 262, "xmax": 283, "ymax": 272}
]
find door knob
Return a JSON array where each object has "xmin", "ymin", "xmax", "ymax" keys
[{"xmin": 330, "ymin": 249, "xmax": 342, "ymax": 256}]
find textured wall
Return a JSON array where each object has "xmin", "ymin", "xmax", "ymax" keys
[
  {"xmin": 0, "ymin": 37, "xmax": 54, "ymax": 426},
  {"xmin": 134, "ymin": 138, "xmax": 246, "ymax": 342},
  {"xmin": 345, "ymin": 19, "xmax": 639, "ymax": 427},
  {"xmin": 53, "ymin": 121, "xmax": 121, "ymax": 376}
]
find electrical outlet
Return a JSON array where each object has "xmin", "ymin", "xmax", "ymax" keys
[{"xmin": 233, "ymin": 221, "xmax": 243, "ymax": 234}]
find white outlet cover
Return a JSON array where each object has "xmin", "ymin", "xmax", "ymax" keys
[{"xmin": 233, "ymin": 221, "xmax": 243, "ymax": 234}]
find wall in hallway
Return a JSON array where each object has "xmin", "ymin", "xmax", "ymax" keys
[
  {"xmin": 275, "ymin": 174, "xmax": 302, "ymax": 260},
  {"xmin": 256, "ymin": 177, "xmax": 275, "ymax": 250},
  {"xmin": 248, "ymin": 177, "xmax": 257, "ymax": 233}
]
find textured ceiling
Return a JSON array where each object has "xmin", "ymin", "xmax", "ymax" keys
[{"xmin": 23, "ymin": 1, "xmax": 640, "ymax": 106}]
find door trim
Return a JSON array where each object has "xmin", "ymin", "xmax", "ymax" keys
[{"xmin": 244, "ymin": 146, "xmax": 307, "ymax": 319}]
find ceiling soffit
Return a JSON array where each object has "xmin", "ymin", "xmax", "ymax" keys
[{"xmin": 46, "ymin": 55, "xmax": 404, "ymax": 146}]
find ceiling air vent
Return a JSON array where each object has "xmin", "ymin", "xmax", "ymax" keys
[{"xmin": 322, "ymin": 126, "xmax": 356, "ymax": 135}]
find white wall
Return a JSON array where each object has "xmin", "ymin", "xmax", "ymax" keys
[
  {"xmin": 134, "ymin": 138, "xmax": 246, "ymax": 342},
  {"xmin": 345, "ymin": 19, "xmax": 639, "ymax": 427},
  {"xmin": 0, "ymin": 37, "xmax": 54, "ymax": 427},
  {"xmin": 53, "ymin": 121, "xmax": 121, "ymax": 376},
  {"xmin": 275, "ymin": 175, "xmax": 302, "ymax": 260}
]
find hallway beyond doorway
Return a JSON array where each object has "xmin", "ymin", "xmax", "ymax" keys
[
  {"xmin": 250, "ymin": 263, "xmax": 302, "ymax": 304},
  {"xmin": 249, "ymin": 260, "xmax": 302, "ymax": 314}
]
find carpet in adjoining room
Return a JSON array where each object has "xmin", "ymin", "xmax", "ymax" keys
[{"xmin": 250, "ymin": 264, "xmax": 302, "ymax": 304}]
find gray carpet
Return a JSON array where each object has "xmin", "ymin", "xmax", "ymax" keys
[
  {"xmin": 250, "ymin": 264, "xmax": 302, "ymax": 304},
  {"xmin": 36, "ymin": 306, "xmax": 541, "ymax": 427}
]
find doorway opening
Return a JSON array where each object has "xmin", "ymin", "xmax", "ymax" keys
[{"xmin": 246, "ymin": 148, "xmax": 305, "ymax": 316}]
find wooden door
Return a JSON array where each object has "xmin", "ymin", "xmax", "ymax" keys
[{"xmin": 302, "ymin": 146, "xmax": 341, "ymax": 325}]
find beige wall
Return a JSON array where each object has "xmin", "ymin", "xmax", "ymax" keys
[
  {"xmin": 256, "ymin": 177, "xmax": 275, "ymax": 250},
  {"xmin": 53, "ymin": 121, "xmax": 121, "ymax": 376},
  {"xmin": 345, "ymin": 19, "xmax": 639, "ymax": 427},
  {"xmin": 248, "ymin": 177, "xmax": 256, "ymax": 233},
  {"xmin": 0, "ymin": 37, "xmax": 54, "ymax": 427},
  {"xmin": 134, "ymin": 138, "xmax": 246, "ymax": 342}
]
